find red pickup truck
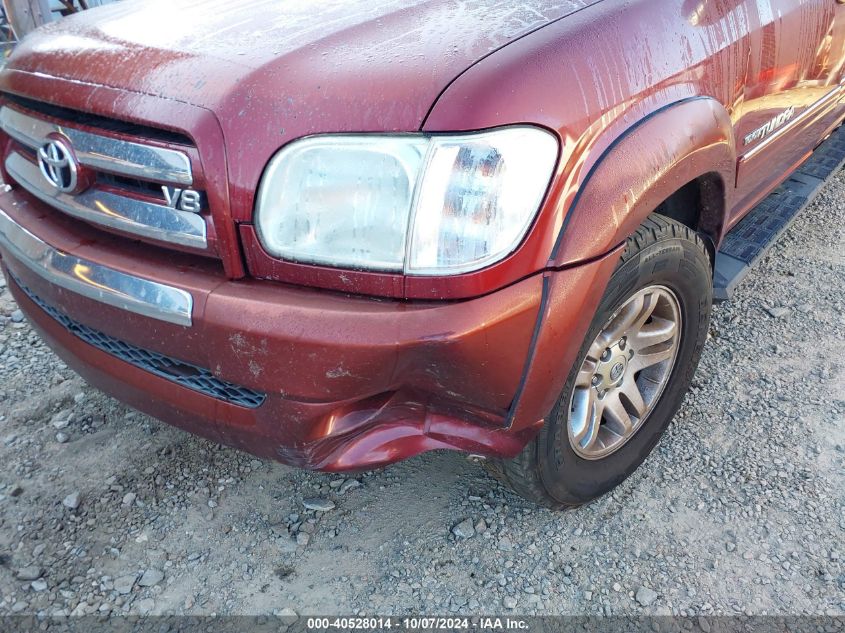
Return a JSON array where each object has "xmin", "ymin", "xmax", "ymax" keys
[{"xmin": 0, "ymin": 1, "xmax": 843, "ymax": 508}]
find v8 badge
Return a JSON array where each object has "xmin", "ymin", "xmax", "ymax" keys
[{"xmin": 162, "ymin": 186, "xmax": 203, "ymax": 213}]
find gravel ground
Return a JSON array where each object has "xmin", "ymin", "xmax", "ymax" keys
[{"xmin": 0, "ymin": 170, "xmax": 843, "ymax": 619}]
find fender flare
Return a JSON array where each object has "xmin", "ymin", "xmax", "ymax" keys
[{"xmin": 550, "ymin": 96, "xmax": 736, "ymax": 268}]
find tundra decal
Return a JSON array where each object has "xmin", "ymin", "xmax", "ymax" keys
[{"xmin": 744, "ymin": 106, "xmax": 796, "ymax": 146}]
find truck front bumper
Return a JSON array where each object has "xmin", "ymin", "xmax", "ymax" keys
[{"xmin": 0, "ymin": 189, "xmax": 618, "ymax": 470}]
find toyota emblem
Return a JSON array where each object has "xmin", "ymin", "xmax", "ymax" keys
[{"xmin": 37, "ymin": 138, "xmax": 78, "ymax": 193}]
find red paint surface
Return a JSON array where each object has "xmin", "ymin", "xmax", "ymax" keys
[{"xmin": 0, "ymin": 0, "xmax": 843, "ymax": 468}]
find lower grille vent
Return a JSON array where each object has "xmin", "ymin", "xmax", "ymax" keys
[{"xmin": 14, "ymin": 276, "xmax": 266, "ymax": 409}]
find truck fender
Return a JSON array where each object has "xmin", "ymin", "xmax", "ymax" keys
[
  {"xmin": 508, "ymin": 97, "xmax": 736, "ymax": 433},
  {"xmin": 550, "ymin": 97, "xmax": 736, "ymax": 268}
]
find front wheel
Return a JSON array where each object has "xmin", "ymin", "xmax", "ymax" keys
[{"xmin": 494, "ymin": 214, "xmax": 713, "ymax": 508}]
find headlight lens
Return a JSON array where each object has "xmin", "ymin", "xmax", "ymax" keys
[{"xmin": 255, "ymin": 127, "xmax": 558, "ymax": 275}]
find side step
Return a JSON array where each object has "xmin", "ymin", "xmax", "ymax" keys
[{"xmin": 713, "ymin": 123, "xmax": 845, "ymax": 301}]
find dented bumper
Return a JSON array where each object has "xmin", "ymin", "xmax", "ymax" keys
[
  {"xmin": 0, "ymin": 189, "xmax": 550, "ymax": 469},
  {"xmin": 0, "ymin": 188, "xmax": 619, "ymax": 469}
]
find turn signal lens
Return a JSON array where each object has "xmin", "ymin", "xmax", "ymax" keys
[{"xmin": 407, "ymin": 128, "xmax": 558, "ymax": 274}]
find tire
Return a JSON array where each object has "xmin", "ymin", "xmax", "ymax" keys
[{"xmin": 493, "ymin": 213, "xmax": 712, "ymax": 508}]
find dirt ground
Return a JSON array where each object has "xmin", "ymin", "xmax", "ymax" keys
[{"xmin": 0, "ymin": 171, "xmax": 843, "ymax": 618}]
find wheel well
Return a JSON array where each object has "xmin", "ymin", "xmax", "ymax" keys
[{"xmin": 653, "ymin": 172, "xmax": 725, "ymax": 267}]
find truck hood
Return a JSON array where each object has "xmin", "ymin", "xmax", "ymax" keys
[{"xmin": 7, "ymin": 0, "xmax": 597, "ymax": 131}]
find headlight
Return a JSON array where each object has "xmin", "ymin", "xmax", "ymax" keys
[{"xmin": 255, "ymin": 127, "xmax": 558, "ymax": 275}]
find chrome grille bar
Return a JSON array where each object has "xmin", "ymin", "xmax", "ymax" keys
[
  {"xmin": 5, "ymin": 151, "xmax": 207, "ymax": 249},
  {"xmin": 0, "ymin": 207, "xmax": 193, "ymax": 326},
  {"xmin": 0, "ymin": 106, "xmax": 193, "ymax": 185}
]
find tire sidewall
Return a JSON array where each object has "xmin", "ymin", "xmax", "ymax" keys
[{"xmin": 538, "ymin": 234, "xmax": 712, "ymax": 505}]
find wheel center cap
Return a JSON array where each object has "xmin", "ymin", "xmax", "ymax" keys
[
  {"xmin": 609, "ymin": 361, "xmax": 626, "ymax": 382},
  {"xmin": 597, "ymin": 351, "xmax": 628, "ymax": 390}
]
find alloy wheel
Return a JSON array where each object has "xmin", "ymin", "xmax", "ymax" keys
[{"xmin": 567, "ymin": 285, "xmax": 682, "ymax": 460}]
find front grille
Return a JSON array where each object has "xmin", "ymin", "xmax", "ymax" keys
[
  {"xmin": 0, "ymin": 102, "xmax": 209, "ymax": 250},
  {"xmin": 14, "ymin": 276, "xmax": 266, "ymax": 409},
  {"xmin": 2, "ymin": 92, "xmax": 193, "ymax": 145}
]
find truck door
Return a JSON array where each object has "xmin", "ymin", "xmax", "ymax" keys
[
  {"xmin": 833, "ymin": 0, "xmax": 845, "ymax": 82},
  {"xmin": 732, "ymin": 0, "xmax": 844, "ymax": 221}
]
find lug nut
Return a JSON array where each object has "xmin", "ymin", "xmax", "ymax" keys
[
  {"xmin": 619, "ymin": 337, "xmax": 627, "ymax": 350},
  {"xmin": 601, "ymin": 349, "xmax": 612, "ymax": 362},
  {"xmin": 592, "ymin": 375, "xmax": 601, "ymax": 386}
]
